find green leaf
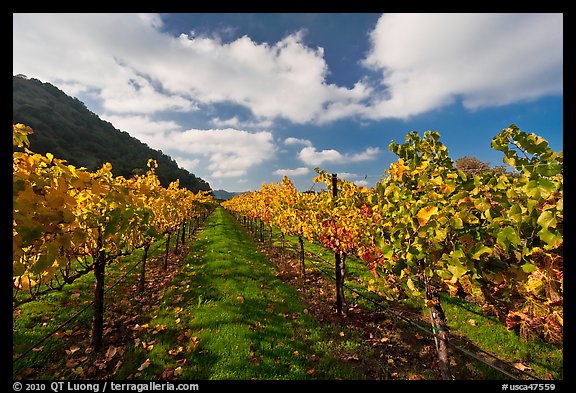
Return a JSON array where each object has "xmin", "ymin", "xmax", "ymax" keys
[
  {"xmin": 451, "ymin": 215, "xmax": 464, "ymax": 229},
  {"xmin": 19, "ymin": 225, "xmax": 45, "ymax": 245},
  {"xmin": 536, "ymin": 210, "xmax": 557, "ymax": 231},
  {"xmin": 508, "ymin": 203, "xmax": 524, "ymax": 224},
  {"xmin": 521, "ymin": 263, "xmax": 537, "ymax": 273},
  {"xmin": 30, "ymin": 253, "xmax": 53, "ymax": 274},
  {"xmin": 496, "ymin": 226, "xmax": 521, "ymax": 249},
  {"xmin": 471, "ymin": 245, "xmax": 492, "ymax": 260},
  {"xmin": 436, "ymin": 269, "xmax": 452, "ymax": 280},
  {"xmin": 538, "ymin": 228, "xmax": 562, "ymax": 249},
  {"xmin": 447, "ymin": 263, "xmax": 468, "ymax": 280},
  {"xmin": 537, "ymin": 178, "xmax": 558, "ymax": 199},
  {"xmin": 13, "ymin": 262, "xmax": 26, "ymax": 277}
]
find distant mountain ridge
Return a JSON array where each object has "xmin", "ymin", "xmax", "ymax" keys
[
  {"xmin": 12, "ymin": 75, "xmax": 211, "ymax": 193},
  {"xmin": 212, "ymin": 189, "xmax": 244, "ymax": 200}
]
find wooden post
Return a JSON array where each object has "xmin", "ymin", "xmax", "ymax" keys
[
  {"xmin": 298, "ymin": 235, "xmax": 306, "ymax": 277},
  {"xmin": 164, "ymin": 232, "xmax": 171, "ymax": 270},
  {"xmin": 423, "ymin": 258, "xmax": 452, "ymax": 380},
  {"xmin": 139, "ymin": 242, "xmax": 150, "ymax": 292},
  {"xmin": 91, "ymin": 229, "xmax": 106, "ymax": 350},
  {"xmin": 332, "ymin": 173, "xmax": 345, "ymax": 314}
]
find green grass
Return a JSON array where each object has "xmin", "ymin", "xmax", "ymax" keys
[
  {"xmin": 13, "ymin": 207, "xmax": 562, "ymax": 380},
  {"xmin": 260, "ymin": 221, "xmax": 563, "ymax": 380},
  {"xmin": 441, "ymin": 294, "xmax": 563, "ymax": 380},
  {"xmin": 13, "ymin": 235, "xmax": 176, "ymax": 379},
  {"xmin": 114, "ymin": 207, "xmax": 364, "ymax": 380}
]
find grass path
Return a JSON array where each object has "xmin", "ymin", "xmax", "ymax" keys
[
  {"xmin": 14, "ymin": 206, "xmax": 561, "ymax": 381},
  {"xmin": 116, "ymin": 206, "xmax": 363, "ymax": 380}
]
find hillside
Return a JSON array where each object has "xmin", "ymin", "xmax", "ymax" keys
[
  {"xmin": 12, "ymin": 75, "xmax": 211, "ymax": 193},
  {"xmin": 212, "ymin": 189, "xmax": 244, "ymax": 201}
]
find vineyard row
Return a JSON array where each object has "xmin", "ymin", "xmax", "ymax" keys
[
  {"xmin": 221, "ymin": 125, "xmax": 563, "ymax": 379},
  {"xmin": 13, "ymin": 123, "xmax": 218, "ymax": 349}
]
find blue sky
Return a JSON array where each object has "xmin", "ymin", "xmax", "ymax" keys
[{"xmin": 13, "ymin": 13, "xmax": 563, "ymax": 192}]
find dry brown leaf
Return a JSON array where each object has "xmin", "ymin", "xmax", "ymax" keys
[
  {"xmin": 112, "ymin": 360, "xmax": 123, "ymax": 375},
  {"xmin": 513, "ymin": 362, "xmax": 531, "ymax": 371},
  {"xmin": 137, "ymin": 359, "xmax": 151, "ymax": 371},
  {"xmin": 66, "ymin": 359, "xmax": 80, "ymax": 368},
  {"xmin": 66, "ymin": 345, "xmax": 80, "ymax": 355},
  {"xmin": 105, "ymin": 346, "xmax": 117, "ymax": 359}
]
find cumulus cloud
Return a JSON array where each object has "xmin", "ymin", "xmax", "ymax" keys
[
  {"xmin": 101, "ymin": 114, "xmax": 181, "ymax": 142},
  {"xmin": 174, "ymin": 157, "xmax": 200, "ymax": 171},
  {"xmin": 361, "ymin": 13, "xmax": 563, "ymax": 118},
  {"xmin": 164, "ymin": 128, "xmax": 276, "ymax": 179},
  {"xmin": 353, "ymin": 180, "xmax": 370, "ymax": 188},
  {"xmin": 284, "ymin": 137, "xmax": 313, "ymax": 147},
  {"xmin": 13, "ymin": 13, "xmax": 561, "ymax": 128},
  {"xmin": 337, "ymin": 172, "xmax": 359, "ymax": 180},
  {"xmin": 298, "ymin": 146, "xmax": 380, "ymax": 166},
  {"xmin": 273, "ymin": 167, "xmax": 310, "ymax": 176},
  {"xmin": 13, "ymin": 13, "xmax": 370, "ymax": 125}
]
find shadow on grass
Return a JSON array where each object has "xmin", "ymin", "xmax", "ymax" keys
[{"xmin": 118, "ymin": 207, "xmax": 363, "ymax": 380}]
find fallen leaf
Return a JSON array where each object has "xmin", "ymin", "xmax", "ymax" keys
[
  {"xmin": 72, "ymin": 366, "xmax": 84, "ymax": 376},
  {"xmin": 66, "ymin": 359, "xmax": 80, "ymax": 368},
  {"xmin": 174, "ymin": 367, "xmax": 183, "ymax": 377},
  {"xmin": 137, "ymin": 359, "xmax": 151, "ymax": 371},
  {"xmin": 105, "ymin": 346, "xmax": 117, "ymax": 359},
  {"xmin": 113, "ymin": 360, "xmax": 123, "ymax": 375},
  {"xmin": 513, "ymin": 362, "xmax": 531, "ymax": 371},
  {"xmin": 66, "ymin": 345, "xmax": 80, "ymax": 355},
  {"xmin": 307, "ymin": 369, "xmax": 316, "ymax": 375},
  {"xmin": 468, "ymin": 319, "xmax": 478, "ymax": 326}
]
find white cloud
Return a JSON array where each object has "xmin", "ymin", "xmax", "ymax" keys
[
  {"xmin": 284, "ymin": 137, "xmax": 313, "ymax": 147},
  {"xmin": 12, "ymin": 13, "xmax": 371, "ymax": 126},
  {"xmin": 12, "ymin": 13, "xmax": 562, "ymax": 131},
  {"xmin": 164, "ymin": 128, "xmax": 276, "ymax": 179},
  {"xmin": 211, "ymin": 116, "xmax": 240, "ymax": 128},
  {"xmin": 361, "ymin": 13, "xmax": 563, "ymax": 119},
  {"xmin": 174, "ymin": 157, "xmax": 200, "ymax": 171},
  {"xmin": 273, "ymin": 167, "xmax": 310, "ymax": 176},
  {"xmin": 298, "ymin": 146, "xmax": 380, "ymax": 166},
  {"xmin": 211, "ymin": 116, "xmax": 274, "ymax": 130},
  {"xmin": 101, "ymin": 113, "xmax": 181, "ymax": 140},
  {"xmin": 353, "ymin": 180, "xmax": 370, "ymax": 188},
  {"xmin": 337, "ymin": 172, "xmax": 359, "ymax": 180}
]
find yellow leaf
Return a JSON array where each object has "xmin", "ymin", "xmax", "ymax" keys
[
  {"xmin": 416, "ymin": 206, "xmax": 438, "ymax": 226},
  {"xmin": 407, "ymin": 278, "xmax": 416, "ymax": 293}
]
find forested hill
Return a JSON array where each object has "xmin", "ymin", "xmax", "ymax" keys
[{"xmin": 12, "ymin": 75, "xmax": 211, "ymax": 193}]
